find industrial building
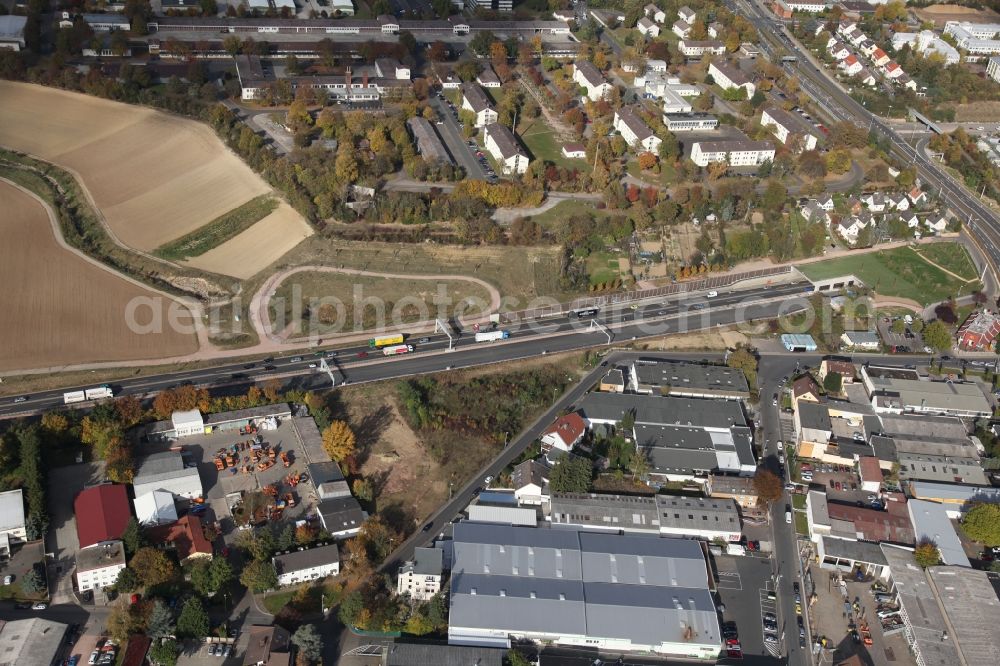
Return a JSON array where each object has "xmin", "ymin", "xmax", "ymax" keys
[
  {"xmin": 142, "ymin": 403, "xmax": 291, "ymax": 441},
  {"xmin": 906, "ymin": 481, "xmax": 1000, "ymax": 516},
  {"xmin": 133, "ymin": 490, "xmax": 178, "ymax": 526},
  {"xmin": 74, "ymin": 484, "xmax": 131, "ymax": 549},
  {"xmin": 447, "ymin": 522, "xmax": 721, "ymax": 657},
  {"xmin": 406, "ymin": 117, "xmax": 453, "ymax": 165},
  {"xmin": 310, "ymin": 462, "xmax": 367, "ymax": 538},
  {"xmin": 0, "ymin": 618, "xmax": 69, "ymax": 666},
  {"xmin": 860, "ymin": 365, "xmax": 991, "ymax": 417},
  {"xmin": 628, "ymin": 359, "xmax": 750, "ymax": 398},
  {"xmin": 0, "ymin": 489, "xmax": 26, "ymax": 542},
  {"xmin": 132, "ymin": 451, "xmax": 203, "ymax": 499}
]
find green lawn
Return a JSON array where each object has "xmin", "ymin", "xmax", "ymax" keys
[
  {"xmin": 625, "ymin": 160, "xmax": 677, "ymax": 188},
  {"xmin": 798, "ymin": 244, "xmax": 981, "ymax": 306},
  {"xmin": 795, "ymin": 511, "xmax": 809, "ymax": 536},
  {"xmin": 587, "ymin": 250, "xmax": 625, "ymax": 286},
  {"xmin": 792, "ymin": 494, "xmax": 807, "ymax": 510},
  {"xmin": 915, "ymin": 242, "xmax": 979, "ymax": 281},
  {"xmin": 529, "ymin": 199, "xmax": 608, "ymax": 227},
  {"xmin": 517, "ymin": 119, "xmax": 584, "ymax": 169}
]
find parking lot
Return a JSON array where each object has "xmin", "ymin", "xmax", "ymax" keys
[
  {"xmin": 46, "ymin": 462, "xmax": 107, "ymax": 603},
  {"xmin": 429, "ymin": 96, "xmax": 490, "ymax": 180},
  {"xmin": 876, "ymin": 315, "xmax": 927, "ymax": 354},
  {"xmin": 713, "ymin": 553, "xmax": 783, "ymax": 665},
  {"xmin": 801, "ymin": 465, "xmax": 880, "ymax": 508}
]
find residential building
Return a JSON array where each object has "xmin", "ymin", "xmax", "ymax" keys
[
  {"xmin": 760, "ymin": 106, "xmax": 820, "ymax": 151},
  {"xmin": 133, "ymin": 490, "xmax": 178, "ymax": 526},
  {"xmin": 791, "ymin": 375, "xmax": 822, "ymax": 404},
  {"xmin": 880, "ymin": 546, "xmax": 1000, "ymax": 666},
  {"xmin": 988, "ymin": 56, "xmax": 1000, "ymax": 83},
  {"xmin": 576, "ymin": 392, "xmax": 756, "ymax": 481},
  {"xmin": 636, "ymin": 17, "xmax": 660, "ymax": 38},
  {"xmin": 644, "ymin": 3, "xmax": 667, "ymax": 23},
  {"xmin": 944, "ymin": 21, "xmax": 1000, "ymax": 56},
  {"xmin": 0, "ymin": 489, "xmax": 26, "ymax": 541},
  {"xmin": 244, "ymin": 625, "xmax": 292, "ymax": 666},
  {"xmin": 840, "ymin": 330, "xmax": 880, "ymax": 350},
  {"xmin": 0, "ymin": 16, "xmax": 27, "ymax": 51},
  {"xmin": 447, "ymin": 523, "xmax": 721, "ymax": 657},
  {"xmin": 860, "ymin": 365, "xmax": 992, "ymax": 417},
  {"xmin": 132, "ymin": 451, "xmax": 204, "ymax": 499},
  {"xmin": 75, "ymin": 484, "xmax": 131, "ymax": 549},
  {"xmin": 0, "ymin": 619, "xmax": 68, "ymax": 666},
  {"xmin": 672, "ymin": 20, "xmax": 692, "ymax": 39},
  {"xmin": 613, "ymin": 107, "xmax": 662, "ymax": 152},
  {"xmin": 858, "ymin": 456, "xmax": 882, "ymax": 493},
  {"xmin": 907, "ymin": 499, "xmax": 969, "ymax": 566},
  {"xmin": 819, "ymin": 359, "xmax": 856, "ymax": 384},
  {"xmin": 573, "ymin": 60, "xmax": 613, "ymax": 101},
  {"xmin": 678, "ymin": 40, "xmax": 726, "ymax": 57},
  {"xmin": 483, "ymin": 123, "xmax": 530, "ymax": 175},
  {"xmin": 708, "ymin": 61, "xmax": 755, "ymax": 98},
  {"xmin": 629, "ymin": 358, "xmax": 750, "ymax": 398},
  {"xmin": 891, "ymin": 30, "xmax": 960, "ymax": 65},
  {"xmin": 659, "ymin": 88, "xmax": 693, "ymax": 113},
  {"xmin": 396, "ymin": 547, "xmax": 444, "ymax": 601},
  {"xmin": 59, "ymin": 12, "xmax": 131, "ymax": 31},
  {"xmin": 407, "ymin": 117, "xmax": 453, "ymax": 165},
  {"xmin": 311, "ymin": 461, "xmax": 367, "ymax": 538},
  {"xmin": 691, "ymin": 138, "xmax": 775, "ymax": 167},
  {"xmin": 512, "ymin": 459, "xmax": 550, "ymax": 506},
  {"xmin": 561, "ymin": 142, "xmax": 587, "ymax": 159},
  {"xmin": 707, "ymin": 474, "xmax": 759, "ymax": 509},
  {"xmin": 273, "ymin": 543, "xmax": 340, "ymax": 586},
  {"xmin": 76, "ymin": 540, "xmax": 127, "ymax": 592},
  {"xmin": 801, "ymin": 200, "xmax": 831, "ymax": 225},
  {"xmin": 461, "ymin": 83, "xmax": 498, "ymax": 128},
  {"xmin": 829, "ymin": 41, "xmax": 850, "ymax": 60},
  {"xmin": 839, "ymin": 54, "xmax": 863, "ymax": 76},
  {"xmin": 956, "ymin": 310, "xmax": 1000, "ymax": 351},
  {"xmin": 148, "ymin": 514, "xmax": 214, "ymax": 564},
  {"xmin": 678, "ymin": 5, "xmax": 696, "ymax": 23},
  {"xmin": 664, "ymin": 113, "xmax": 719, "ymax": 132},
  {"xmin": 540, "ymin": 413, "xmax": 587, "ymax": 456},
  {"xmin": 777, "ymin": 0, "xmax": 827, "ymax": 12},
  {"xmin": 476, "ymin": 65, "xmax": 501, "ymax": 88}
]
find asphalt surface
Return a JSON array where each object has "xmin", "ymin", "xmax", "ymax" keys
[
  {"xmin": 730, "ymin": 0, "xmax": 1000, "ymax": 296},
  {"xmin": 429, "ymin": 95, "xmax": 488, "ymax": 179},
  {"xmin": 0, "ymin": 283, "xmax": 813, "ymax": 419}
]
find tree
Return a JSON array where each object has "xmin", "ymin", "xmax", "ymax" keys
[
  {"xmin": 150, "ymin": 640, "xmax": 180, "ymax": 666},
  {"xmin": 962, "ymin": 503, "xmax": 1000, "ymax": 545},
  {"xmin": 427, "ymin": 40, "xmax": 447, "ymax": 62},
  {"xmin": 130, "ymin": 547, "xmax": 176, "ymax": 588},
  {"xmin": 292, "ymin": 624, "xmax": 323, "ymax": 663},
  {"xmin": 891, "ymin": 318, "xmax": 906, "ymax": 334},
  {"xmin": 628, "ymin": 447, "xmax": 650, "ymax": 481},
  {"xmin": 914, "ymin": 540, "xmax": 941, "ymax": 568},
  {"xmin": 147, "ymin": 600, "xmax": 176, "ymax": 639},
  {"xmin": 240, "ymin": 559, "xmax": 278, "ymax": 592},
  {"xmin": 753, "ymin": 469, "xmax": 783, "ymax": 506},
  {"xmin": 122, "ymin": 517, "xmax": 145, "ymax": 556},
  {"xmin": 322, "ymin": 420, "xmax": 357, "ymax": 462},
  {"xmin": 176, "ymin": 597, "xmax": 210, "ymax": 639},
  {"xmin": 548, "ymin": 456, "xmax": 592, "ymax": 493},
  {"xmin": 113, "ymin": 567, "xmax": 140, "ymax": 593},
  {"xmin": 507, "ymin": 650, "xmax": 533, "ymax": 666},
  {"xmin": 727, "ymin": 346, "xmax": 758, "ymax": 388},
  {"xmin": 352, "ymin": 478, "xmax": 374, "ymax": 502},
  {"xmin": 922, "ymin": 320, "xmax": 953, "ymax": 352},
  {"xmin": 19, "ymin": 567, "xmax": 44, "ymax": 594},
  {"xmin": 285, "ymin": 100, "xmax": 312, "ymax": 132},
  {"xmin": 823, "ymin": 372, "xmax": 843, "ymax": 395}
]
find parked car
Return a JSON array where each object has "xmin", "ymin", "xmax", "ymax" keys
[
  {"xmin": 2, "ymin": 575, "xmax": 12, "ymax": 585},
  {"xmin": 88, "ymin": 652, "xmax": 100, "ymax": 666},
  {"xmin": 32, "ymin": 602, "xmax": 47, "ymax": 610}
]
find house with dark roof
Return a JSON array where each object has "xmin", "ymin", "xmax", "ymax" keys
[
  {"xmin": 244, "ymin": 625, "xmax": 291, "ymax": 666},
  {"xmin": 460, "ymin": 83, "xmax": 497, "ymax": 127},
  {"xmin": 613, "ymin": 106, "xmax": 662, "ymax": 153},
  {"xmin": 791, "ymin": 375, "xmax": 822, "ymax": 404},
  {"xmin": 629, "ymin": 359, "xmax": 750, "ymax": 398},
  {"xmin": 273, "ymin": 543, "xmax": 340, "ymax": 586},
  {"xmin": 74, "ymin": 484, "xmax": 131, "ymax": 549},
  {"xmin": 383, "ymin": 642, "xmax": 505, "ymax": 666},
  {"xmin": 396, "ymin": 546, "xmax": 443, "ymax": 601},
  {"xmin": 483, "ymin": 123, "xmax": 530, "ymax": 174},
  {"xmin": 512, "ymin": 459, "xmax": 551, "ymax": 505}
]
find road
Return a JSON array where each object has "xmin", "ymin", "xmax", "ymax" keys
[
  {"xmin": 730, "ymin": 0, "xmax": 1000, "ymax": 297},
  {"xmin": 0, "ymin": 282, "xmax": 813, "ymax": 419},
  {"xmin": 429, "ymin": 96, "xmax": 488, "ymax": 179}
]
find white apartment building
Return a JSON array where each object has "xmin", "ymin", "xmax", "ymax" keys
[
  {"xmin": 709, "ymin": 61, "xmax": 756, "ymax": 98},
  {"xmin": 637, "ymin": 17, "xmax": 660, "ymax": 38},
  {"xmin": 679, "ymin": 40, "xmax": 726, "ymax": 57},
  {"xmin": 944, "ymin": 21, "xmax": 1000, "ymax": 55},
  {"xmin": 672, "ymin": 19, "xmax": 692, "ymax": 39},
  {"xmin": 614, "ymin": 107, "xmax": 662, "ymax": 152},
  {"xmin": 76, "ymin": 541, "xmax": 126, "ymax": 593},
  {"xmin": 645, "ymin": 3, "xmax": 667, "ymax": 23},
  {"xmin": 691, "ymin": 139, "xmax": 775, "ymax": 167},
  {"xmin": 573, "ymin": 60, "xmax": 613, "ymax": 101},
  {"xmin": 273, "ymin": 543, "xmax": 340, "ymax": 587},
  {"xmin": 891, "ymin": 31, "xmax": 960, "ymax": 65},
  {"xmin": 461, "ymin": 83, "xmax": 498, "ymax": 128},
  {"xmin": 0, "ymin": 490, "xmax": 26, "ymax": 542},
  {"xmin": 484, "ymin": 123, "xmax": 531, "ymax": 174},
  {"xmin": 989, "ymin": 56, "xmax": 1000, "ymax": 83},
  {"xmin": 396, "ymin": 547, "xmax": 443, "ymax": 601},
  {"xmin": 761, "ymin": 107, "xmax": 820, "ymax": 151}
]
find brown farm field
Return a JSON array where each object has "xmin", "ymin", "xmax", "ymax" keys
[
  {"xmin": 0, "ymin": 180, "xmax": 198, "ymax": 371},
  {"xmin": 0, "ymin": 82, "xmax": 307, "ymax": 274},
  {"xmin": 914, "ymin": 4, "xmax": 1000, "ymax": 26}
]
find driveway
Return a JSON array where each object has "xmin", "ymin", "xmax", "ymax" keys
[{"xmin": 47, "ymin": 462, "xmax": 107, "ymax": 604}]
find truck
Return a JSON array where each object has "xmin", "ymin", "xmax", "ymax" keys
[
  {"xmin": 63, "ymin": 391, "xmax": 87, "ymax": 404},
  {"xmin": 84, "ymin": 386, "xmax": 114, "ymax": 400},
  {"xmin": 368, "ymin": 334, "xmax": 404, "ymax": 349},
  {"xmin": 475, "ymin": 330, "xmax": 510, "ymax": 343},
  {"xmin": 382, "ymin": 344, "xmax": 414, "ymax": 356}
]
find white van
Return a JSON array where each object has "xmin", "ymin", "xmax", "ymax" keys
[{"xmin": 785, "ymin": 510, "xmax": 792, "ymax": 524}]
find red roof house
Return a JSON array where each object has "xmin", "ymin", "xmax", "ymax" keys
[
  {"xmin": 540, "ymin": 413, "xmax": 587, "ymax": 455},
  {"xmin": 956, "ymin": 310, "xmax": 1000, "ymax": 351},
  {"xmin": 858, "ymin": 456, "xmax": 883, "ymax": 493},
  {"xmin": 121, "ymin": 635, "xmax": 152, "ymax": 666},
  {"xmin": 827, "ymin": 501, "xmax": 913, "ymax": 544},
  {"xmin": 147, "ymin": 514, "xmax": 214, "ymax": 564},
  {"xmin": 75, "ymin": 484, "xmax": 131, "ymax": 549}
]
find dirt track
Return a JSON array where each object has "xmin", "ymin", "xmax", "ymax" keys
[{"xmin": 0, "ymin": 179, "xmax": 200, "ymax": 371}]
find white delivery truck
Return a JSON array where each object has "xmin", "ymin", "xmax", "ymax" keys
[
  {"xmin": 63, "ymin": 391, "xmax": 87, "ymax": 404},
  {"xmin": 474, "ymin": 330, "xmax": 510, "ymax": 342},
  {"xmin": 382, "ymin": 344, "xmax": 414, "ymax": 356},
  {"xmin": 84, "ymin": 386, "xmax": 114, "ymax": 400}
]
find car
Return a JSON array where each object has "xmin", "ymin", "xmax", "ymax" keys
[
  {"xmin": 773, "ymin": 398, "xmax": 778, "ymax": 406},
  {"xmin": 418, "ymin": 337, "xmax": 430, "ymax": 343},
  {"xmin": 766, "ymin": 590, "xmax": 777, "ymax": 600},
  {"xmin": 68, "ymin": 657, "xmax": 80, "ymax": 666},
  {"xmin": 706, "ymin": 290, "xmax": 718, "ymax": 298},
  {"xmin": 325, "ymin": 351, "xmax": 338, "ymax": 358},
  {"xmin": 867, "ymin": 494, "xmax": 878, "ymax": 502},
  {"xmin": 797, "ymin": 615, "xmax": 804, "ymax": 627},
  {"xmin": 357, "ymin": 351, "xmax": 368, "ymax": 358},
  {"xmin": 799, "ymin": 626, "xmax": 806, "ymax": 638},
  {"xmin": 977, "ymin": 126, "xmax": 985, "ymax": 131},
  {"xmin": 795, "ymin": 602, "xmax": 802, "ymax": 614},
  {"xmin": 794, "ymin": 592, "xmax": 801, "ymax": 604},
  {"xmin": 13, "ymin": 396, "xmax": 26, "ymax": 403},
  {"xmin": 88, "ymin": 652, "xmax": 100, "ymax": 666},
  {"xmin": 223, "ymin": 645, "xmax": 232, "ymax": 658},
  {"xmin": 799, "ymin": 635, "xmax": 807, "ymax": 648},
  {"xmin": 308, "ymin": 363, "xmax": 317, "ymax": 369},
  {"xmin": 726, "ymin": 648, "xmax": 743, "ymax": 659},
  {"xmin": 725, "ymin": 637, "xmax": 740, "ymax": 647},
  {"xmin": 290, "ymin": 356, "xmax": 302, "ymax": 362},
  {"xmin": 484, "ymin": 475, "xmax": 494, "ymax": 485},
  {"xmin": 32, "ymin": 602, "xmax": 47, "ymax": 610},
  {"xmin": 763, "ymin": 612, "xmax": 777, "ymax": 622},
  {"xmin": 776, "ymin": 441, "xmax": 783, "ymax": 451},
  {"xmin": 764, "ymin": 633, "xmax": 779, "ymax": 643},
  {"xmin": 801, "ymin": 472, "xmax": 813, "ymax": 481},
  {"xmin": 778, "ymin": 453, "xmax": 785, "ymax": 464},
  {"xmin": 2, "ymin": 575, "xmax": 12, "ymax": 585},
  {"xmin": 208, "ymin": 645, "xmax": 218, "ymax": 656}
]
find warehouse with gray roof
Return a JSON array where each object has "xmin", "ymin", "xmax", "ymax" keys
[
  {"xmin": 629, "ymin": 359, "xmax": 750, "ymax": 398},
  {"xmin": 448, "ymin": 522, "xmax": 721, "ymax": 657},
  {"xmin": 407, "ymin": 116, "xmax": 453, "ymax": 165}
]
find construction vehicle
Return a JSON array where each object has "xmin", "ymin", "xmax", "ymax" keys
[
  {"xmin": 257, "ymin": 459, "xmax": 275, "ymax": 472},
  {"xmin": 280, "ymin": 452, "xmax": 291, "ymax": 467},
  {"xmin": 262, "ymin": 484, "xmax": 279, "ymax": 497},
  {"xmin": 267, "ymin": 448, "xmax": 276, "ymax": 461},
  {"xmin": 284, "ymin": 492, "xmax": 296, "ymax": 508},
  {"xmin": 286, "ymin": 472, "xmax": 302, "ymax": 487},
  {"xmin": 214, "ymin": 458, "xmax": 225, "ymax": 471}
]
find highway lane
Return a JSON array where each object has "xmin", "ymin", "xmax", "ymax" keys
[{"xmin": 0, "ymin": 282, "xmax": 812, "ymax": 419}]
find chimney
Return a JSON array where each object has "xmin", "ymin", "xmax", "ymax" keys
[
  {"xmin": 363, "ymin": 72, "xmax": 368, "ymax": 87},
  {"xmin": 345, "ymin": 66, "xmax": 351, "ymax": 88}
]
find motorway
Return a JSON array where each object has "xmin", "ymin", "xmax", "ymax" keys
[
  {"xmin": 0, "ymin": 282, "xmax": 814, "ymax": 419},
  {"xmin": 731, "ymin": 0, "xmax": 1000, "ymax": 293}
]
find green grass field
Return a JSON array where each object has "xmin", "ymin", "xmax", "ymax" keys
[
  {"xmin": 798, "ymin": 244, "xmax": 981, "ymax": 306},
  {"xmin": 914, "ymin": 242, "xmax": 979, "ymax": 280},
  {"xmin": 155, "ymin": 195, "xmax": 277, "ymax": 260},
  {"xmin": 518, "ymin": 119, "xmax": 584, "ymax": 169},
  {"xmin": 528, "ymin": 199, "xmax": 608, "ymax": 227}
]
